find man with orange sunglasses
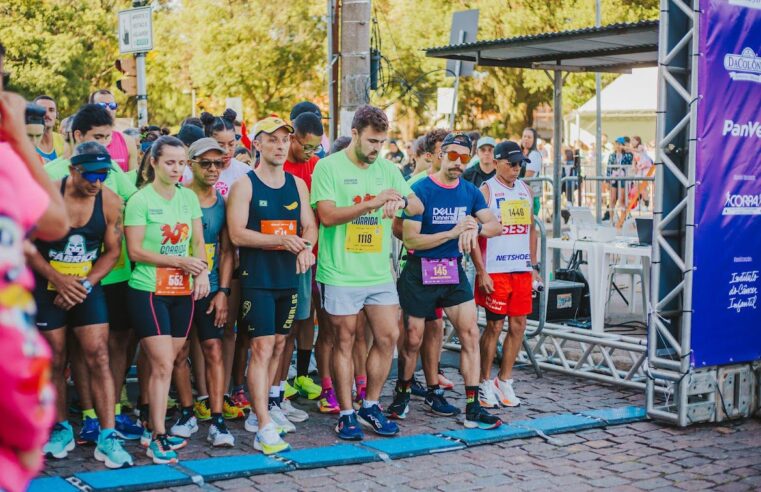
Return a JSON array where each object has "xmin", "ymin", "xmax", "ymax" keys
[{"xmin": 390, "ymin": 132, "xmax": 503, "ymax": 429}]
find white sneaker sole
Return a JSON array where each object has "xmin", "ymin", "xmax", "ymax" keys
[
  {"xmin": 253, "ymin": 438, "xmax": 290, "ymax": 455},
  {"xmin": 46, "ymin": 439, "xmax": 75, "ymax": 459},
  {"xmin": 94, "ymin": 447, "xmax": 133, "ymax": 469},
  {"xmin": 169, "ymin": 425, "xmax": 198, "ymax": 439},
  {"xmin": 146, "ymin": 447, "xmax": 178, "ymax": 464},
  {"xmin": 284, "ymin": 411, "xmax": 309, "ymax": 423},
  {"xmin": 207, "ymin": 434, "xmax": 235, "ymax": 448}
]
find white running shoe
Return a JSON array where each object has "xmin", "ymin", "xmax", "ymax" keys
[
  {"xmin": 478, "ymin": 379, "xmax": 500, "ymax": 409},
  {"xmin": 169, "ymin": 414, "xmax": 198, "ymax": 438},
  {"xmin": 254, "ymin": 422, "xmax": 290, "ymax": 455},
  {"xmin": 244, "ymin": 412, "xmax": 259, "ymax": 433},
  {"xmin": 492, "ymin": 377, "xmax": 521, "ymax": 407},
  {"xmin": 207, "ymin": 422, "xmax": 235, "ymax": 448},
  {"xmin": 280, "ymin": 399, "xmax": 309, "ymax": 423},
  {"xmin": 269, "ymin": 404, "xmax": 296, "ymax": 433}
]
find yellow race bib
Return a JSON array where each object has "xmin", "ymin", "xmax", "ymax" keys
[
  {"xmin": 205, "ymin": 243, "xmax": 216, "ymax": 271},
  {"xmin": 47, "ymin": 260, "xmax": 92, "ymax": 291},
  {"xmin": 499, "ymin": 199, "xmax": 532, "ymax": 226},
  {"xmin": 345, "ymin": 222, "xmax": 383, "ymax": 253}
]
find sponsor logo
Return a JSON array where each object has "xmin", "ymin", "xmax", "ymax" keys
[
  {"xmin": 352, "ymin": 194, "xmax": 376, "ymax": 204},
  {"xmin": 722, "ymin": 119, "xmax": 761, "ymax": 138},
  {"xmin": 49, "ymin": 234, "xmax": 99, "ymax": 262},
  {"xmin": 259, "ymin": 200, "xmax": 268, "ymax": 207},
  {"xmin": 724, "ymin": 47, "xmax": 761, "ymax": 83},
  {"xmin": 351, "ymin": 215, "xmax": 380, "ymax": 226},
  {"xmin": 502, "ymin": 224, "xmax": 530, "ymax": 235},
  {"xmin": 148, "ymin": 208, "xmax": 164, "ymax": 216},
  {"xmin": 284, "ymin": 201, "xmax": 299, "ymax": 210},
  {"xmin": 723, "ymin": 192, "xmax": 761, "ymax": 215},
  {"xmin": 734, "ymin": 256, "xmax": 753, "ymax": 263},
  {"xmin": 215, "ymin": 181, "xmax": 230, "ymax": 196},
  {"xmin": 495, "ymin": 253, "xmax": 531, "ymax": 262},
  {"xmin": 431, "ymin": 206, "xmax": 466, "ymax": 225},
  {"xmin": 160, "ymin": 223, "xmax": 190, "ymax": 255},
  {"xmin": 729, "ymin": 0, "xmax": 761, "ymax": 10},
  {"xmin": 344, "ymin": 178, "xmax": 358, "ymax": 185}
]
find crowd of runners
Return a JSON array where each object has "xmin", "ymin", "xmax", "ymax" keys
[{"xmin": 15, "ymin": 80, "xmax": 544, "ymax": 470}]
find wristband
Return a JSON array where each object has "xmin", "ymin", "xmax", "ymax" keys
[
  {"xmin": 401, "ymin": 196, "xmax": 409, "ymax": 209},
  {"xmin": 532, "ymin": 263, "xmax": 541, "ymax": 272},
  {"xmin": 477, "ymin": 223, "xmax": 483, "ymax": 236},
  {"xmin": 79, "ymin": 279, "xmax": 93, "ymax": 295},
  {"xmin": 218, "ymin": 287, "xmax": 231, "ymax": 297}
]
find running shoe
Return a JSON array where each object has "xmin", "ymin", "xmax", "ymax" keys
[
  {"xmin": 140, "ymin": 429, "xmax": 188, "ymax": 450},
  {"xmin": 44, "ymin": 422, "xmax": 75, "ymax": 459},
  {"xmin": 293, "ymin": 375, "xmax": 322, "ymax": 400},
  {"xmin": 492, "ymin": 377, "xmax": 521, "ymax": 407},
  {"xmin": 464, "ymin": 403, "xmax": 502, "ymax": 430},
  {"xmin": 254, "ymin": 422, "xmax": 290, "ymax": 455},
  {"xmin": 170, "ymin": 412, "xmax": 198, "ymax": 438},
  {"xmin": 194, "ymin": 398, "xmax": 212, "ymax": 421},
  {"xmin": 284, "ymin": 381, "xmax": 298, "ymax": 400},
  {"xmin": 244, "ymin": 413, "xmax": 287, "ymax": 435},
  {"xmin": 410, "ymin": 377, "xmax": 427, "ymax": 398},
  {"xmin": 438, "ymin": 369, "xmax": 455, "ymax": 390},
  {"xmin": 207, "ymin": 421, "xmax": 235, "ymax": 448},
  {"xmin": 387, "ymin": 389, "xmax": 410, "ymax": 420},
  {"xmin": 77, "ymin": 416, "xmax": 100, "ymax": 445},
  {"xmin": 280, "ymin": 399, "xmax": 309, "ymax": 423},
  {"xmin": 478, "ymin": 379, "xmax": 500, "ymax": 409},
  {"xmin": 115, "ymin": 413, "xmax": 143, "ymax": 440},
  {"xmin": 94, "ymin": 431, "xmax": 133, "ymax": 469},
  {"xmin": 424, "ymin": 388, "xmax": 460, "ymax": 417},
  {"xmin": 229, "ymin": 389, "xmax": 251, "ymax": 412},
  {"xmin": 357, "ymin": 404, "xmax": 400, "ymax": 437},
  {"xmin": 352, "ymin": 386, "xmax": 366, "ymax": 411},
  {"xmin": 269, "ymin": 403, "xmax": 296, "ymax": 433},
  {"xmin": 335, "ymin": 413, "xmax": 364, "ymax": 441},
  {"xmin": 146, "ymin": 434, "xmax": 178, "ymax": 464},
  {"xmin": 317, "ymin": 387, "xmax": 340, "ymax": 414},
  {"xmin": 224, "ymin": 394, "xmax": 245, "ymax": 420}
]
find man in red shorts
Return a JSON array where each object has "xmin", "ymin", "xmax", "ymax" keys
[{"xmin": 472, "ymin": 141, "xmax": 541, "ymax": 408}]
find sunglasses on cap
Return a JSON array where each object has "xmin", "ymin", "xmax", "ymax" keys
[
  {"xmin": 444, "ymin": 150, "xmax": 472, "ymax": 164},
  {"xmin": 96, "ymin": 102, "xmax": 118, "ymax": 111},
  {"xmin": 76, "ymin": 168, "xmax": 110, "ymax": 183}
]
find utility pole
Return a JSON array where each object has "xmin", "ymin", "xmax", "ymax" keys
[
  {"xmin": 327, "ymin": 0, "xmax": 340, "ymax": 143},
  {"xmin": 339, "ymin": 0, "xmax": 371, "ymax": 137},
  {"xmin": 133, "ymin": 0, "xmax": 149, "ymax": 127}
]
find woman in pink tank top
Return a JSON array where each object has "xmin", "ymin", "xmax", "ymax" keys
[{"xmin": 108, "ymin": 129, "xmax": 130, "ymax": 171}]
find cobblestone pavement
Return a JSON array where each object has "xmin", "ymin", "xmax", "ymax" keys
[{"xmin": 39, "ymin": 354, "xmax": 761, "ymax": 492}]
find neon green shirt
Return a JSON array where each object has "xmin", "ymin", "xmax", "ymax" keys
[
  {"xmin": 311, "ymin": 150, "xmax": 412, "ymax": 287},
  {"xmin": 44, "ymin": 157, "xmax": 138, "ymax": 285},
  {"xmin": 124, "ymin": 184, "xmax": 202, "ymax": 292}
]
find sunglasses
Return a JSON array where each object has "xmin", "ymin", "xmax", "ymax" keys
[
  {"xmin": 444, "ymin": 150, "xmax": 471, "ymax": 164},
  {"xmin": 294, "ymin": 136, "xmax": 323, "ymax": 155},
  {"xmin": 193, "ymin": 158, "xmax": 224, "ymax": 169},
  {"xmin": 77, "ymin": 168, "xmax": 110, "ymax": 183},
  {"xmin": 96, "ymin": 102, "xmax": 118, "ymax": 111}
]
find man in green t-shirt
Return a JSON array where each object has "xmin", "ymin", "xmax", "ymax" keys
[
  {"xmin": 310, "ymin": 105, "xmax": 423, "ymax": 441},
  {"xmin": 44, "ymin": 104, "xmax": 142, "ymax": 442}
]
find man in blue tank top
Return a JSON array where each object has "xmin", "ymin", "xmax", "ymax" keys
[
  {"xmin": 170, "ymin": 138, "xmax": 236, "ymax": 448},
  {"xmin": 227, "ymin": 117, "xmax": 317, "ymax": 455},
  {"xmin": 27, "ymin": 142, "xmax": 133, "ymax": 468}
]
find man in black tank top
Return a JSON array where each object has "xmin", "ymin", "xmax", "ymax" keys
[
  {"xmin": 227, "ymin": 117, "xmax": 317, "ymax": 454},
  {"xmin": 28, "ymin": 143, "xmax": 133, "ymax": 467}
]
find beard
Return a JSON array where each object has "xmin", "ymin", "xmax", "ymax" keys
[{"xmin": 356, "ymin": 146, "xmax": 378, "ymax": 165}]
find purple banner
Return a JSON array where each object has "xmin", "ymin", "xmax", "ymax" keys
[{"xmin": 692, "ymin": 0, "xmax": 761, "ymax": 367}]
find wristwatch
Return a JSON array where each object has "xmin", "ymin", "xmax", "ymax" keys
[
  {"xmin": 80, "ymin": 279, "xmax": 93, "ymax": 295},
  {"xmin": 477, "ymin": 223, "xmax": 483, "ymax": 235},
  {"xmin": 401, "ymin": 196, "xmax": 409, "ymax": 209},
  {"xmin": 218, "ymin": 287, "xmax": 231, "ymax": 297},
  {"xmin": 532, "ymin": 263, "xmax": 541, "ymax": 272}
]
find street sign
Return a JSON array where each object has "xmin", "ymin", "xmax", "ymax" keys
[
  {"xmin": 446, "ymin": 10, "xmax": 479, "ymax": 78},
  {"xmin": 118, "ymin": 6, "xmax": 153, "ymax": 54}
]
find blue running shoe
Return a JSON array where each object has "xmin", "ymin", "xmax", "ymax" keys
[
  {"xmin": 43, "ymin": 422, "xmax": 75, "ymax": 459},
  {"xmin": 410, "ymin": 377, "xmax": 427, "ymax": 398},
  {"xmin": 424, "ymin": 388, "xmax": 460, "ymax": 417},
  {"xmin": 78, "ymin": 416, "xmax": 100, "ymax": 445},
  {"xmin": 335, "ymin": 413, "xmax": 364, "ymax": 441},
  {"xmin": 358, "ymin": 404, "xmax": 400, "ymax": 436},
  {"xmin": 146, "ymin": 434, "xmax": 178, "ymax": 464},
  {"xmin": 115, "ymin": 414, "xmax": 142, "ymax": 440},
  {"xmin": 95, "ymin": 431, "xmax": 133, "ymax": 469}
]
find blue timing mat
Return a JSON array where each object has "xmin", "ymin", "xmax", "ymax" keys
[
  {"xmin": 182, "ymin": 454, "xmax": 290, "ymax": 481},
  {"xmin": 73, "ymin": 464, "xmax": 192, "ymax": 492},
  {"xmin": 361, "ymin": 434, "xmax": 465, "ymax": 459},
  {"xmin": 285, "ymin": 444, "xmax": 380, "ymax": 469}
]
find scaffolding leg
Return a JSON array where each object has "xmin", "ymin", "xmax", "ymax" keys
[{"xmin": 522, "ymin": 338, "xmax": 542, "ymax": 378}]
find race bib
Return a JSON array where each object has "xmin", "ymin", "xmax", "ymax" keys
[
  {"xmin": 205, "ymin": 243, "xmax": 216, "ymax": 271},
  {"xmin": 155, "ymin": 267, "xmax": 191, "ymax": 296},
  {"xmin": 345, "ymin": 222, "xmax": 383, "ymax": 253},
  {"xmin": 262, "ymin": 220, "xmax": 297, "ymax": 250},
  {"xmin": 47, "ymin": 260, "xmax": 92, "ymax": 291},
  {"xmin": 421, "ymin": 258, "xmax": 459, "ymax": 285},
  {"xmin": 500, "ymin": 200, "xmax": 532, "ymax": 226}
]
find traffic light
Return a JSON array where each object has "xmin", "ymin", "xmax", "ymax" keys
[{"xmin": 115, "ymin": 57, "xmax": 137, "ymax": 96}]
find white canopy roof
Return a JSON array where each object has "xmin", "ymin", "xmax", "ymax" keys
[{"xmin": 574, "ymin": 67, "xmax": 658, "ymax": 115}]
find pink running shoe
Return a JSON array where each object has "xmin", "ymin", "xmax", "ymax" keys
[{"xmin": 317, "ymin": 387, "xmax": 340, "ymax": 414}]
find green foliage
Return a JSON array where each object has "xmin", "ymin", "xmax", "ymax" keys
[{"xmin": 1, "ymin": 0, "xmax": 657, "ymax": 132}]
